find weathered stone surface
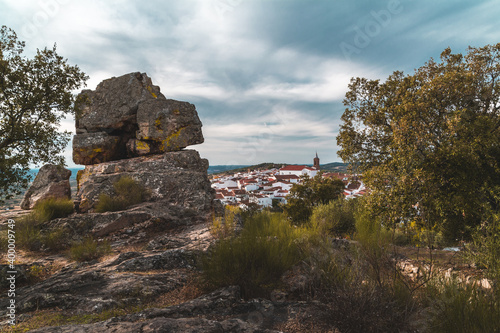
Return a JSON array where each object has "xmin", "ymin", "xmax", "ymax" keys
[
  {"xmin": 0, "ymin": 267, "xmax": 189, "ymax": 315},
  {"xmin": 76, "ymin": 150, "xmax": 213, "ymax": 213},
  {"xmin": 72, "ymin": 132, "xmax": 123, "ymax": 165},
  {"xmin": 135, "ymin": 98, "xmax": 204, "ymax": 151},
  {"xmin": 72, "ymin": 72, "xmax": 204, "ymax": 165},
  {"xmin": 29, "ymin": 317, "xmax": 281, "ymax": 333},
  {"xmin": 20, "ymin": 164, "xmax": 71, "ymax": 210},
  {"xmin": 76, "ymin": 72, "xmax": 163, "ymax": 133},
  {"xmin": 116, "ymin": 249, "xmax": 196, "ymax": 271}
]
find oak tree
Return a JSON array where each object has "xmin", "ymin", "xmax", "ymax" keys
[
  {"xmin": 0, "ymin": 26, "xmax": 87, "ymax": 203},
  {"xmin": 337, "ymin": 44, "xmax": 500, "ymax": 241}
]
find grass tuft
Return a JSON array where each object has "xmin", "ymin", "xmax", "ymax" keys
[
  {"xmin": 69, "ymin": 237, "xmax": 112, "ymax": 262},
  {"xmin": 95, "ymin": 176, "xmax": 149, "ymax": 213},
  {"xmin": 33, "ymin": 197, "xmax": 74, "ymax": 222}
]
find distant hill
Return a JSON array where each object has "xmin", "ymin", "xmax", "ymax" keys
[
  {"xmin": 319, "ymin": 162, "xmax": 349, "ymax": 173},
  {"xmin": 209, "ymin": 162, "xmax": 349, "ymax": 175},
  {"xmin": 207, "ymin": 165, "xmax": 251, "ymax": 174}
]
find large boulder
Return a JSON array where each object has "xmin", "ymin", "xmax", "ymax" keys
[
  {"xmin": 76, "ymin": 150, "xmax": 213, "ymax": 213},
  {"xmin": 73, "ymin": 72, "xmax": 204, "ymax": 165},
  {"xmin": 20, "ymin": 164, "xmax": 72, "ymax": 210},
  {"xmin": 75, "ymin": 72, "xmax": 163, "ymax": 133},
  {"xmin": 72, "ymin": 132, "xmax": 123, "ymax": 165}
]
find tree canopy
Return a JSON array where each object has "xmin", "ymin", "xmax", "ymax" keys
[
  {"xmin": 337, "ymin": 43, "xmax": 500, "ymax": 241},
  {"xmin": 283, "ymin": 173, "xmax": 345, "ymax": 225},
  {"xmin": 0, "ymin": 26, "xmax": 87, "ymax": 203}
]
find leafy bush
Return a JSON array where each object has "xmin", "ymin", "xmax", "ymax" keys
[
  {"xmin": 426, "ymin": 278, "xmax": 500, "ymax": 333},
  {"xmin": 95, "ymin": 176, "xmax": 149, "ymax": 213},
  {"xmin": 201, "ymin": 211, "xmax": 317, "ymax": 298},
  {"xmin": 310, "ymin": 197, "xmax": 357, "ymax": 237},
  {"xmin": 466, "ymin": 203, "xmax": 500, "ymax": 289},
  {"xmin": 210, "ymin": 205, "xmax": 239, "ymax": 239},
  {"xmin": 283, "ymin": 174, "xmax": 344, "ymax": 225},
  {"xmin": 307, "ymin": 201, "xmax": 416, "ymax": 332},
  {"xmin": 33, "ymin": 197, "xmax": 74, "ymax": 222},
  {"xmin": 70, "ymin": 237, "xmax": 111, "ymax": 262}
]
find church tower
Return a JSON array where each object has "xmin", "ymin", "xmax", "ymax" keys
[{"xmin": 313, "ymin": 152, "xmax": 320, "ymax": 170}]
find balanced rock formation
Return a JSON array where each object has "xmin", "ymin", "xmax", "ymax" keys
[
  {"xmin": 73, "ymin": 72, "xmax": 203, "ymax": 165},
  {"xmin": 73, "ymin": 72, "xmax": 214, "ymax": 220},
  {"xmin": 20, "ymin": 164, "xmax": 71, "ymax": 210}
]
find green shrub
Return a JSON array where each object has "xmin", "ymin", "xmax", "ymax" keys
[
  {"xmin": 210, "ymin": 205, "xmax": 239, "ymax": 239},
  {"xmin": 323, "ymin": 281, "xmax": 414, "ymax": 333},
  {"xmin": 426, "ymin": 278, "xmax": 500, "ymax": 333},
  {"xmin": 95, "ymin": 176, "xmax": 148, "ymax": 213},
  {"xmin": 41, "ymin": 228, "xmax": 67, "ymax": 252},
  {"xmin": 16, "ymin": 213, "xmax": 43, "ymax": 251},
  {"xmin": 201, "ymin": 211, "xmax": 316, "ymax": 298},
  {"xmin": 70, "ymin": 237, "xmax": 112, "ymax": 262},
  {"xmin": 33, "ymin": 197, "xmax": 74, "ymax": 222},
  {"xmin": 310, "ymin": 197, "xmax": 357, "ymax": 237},
  {"xmin": 13, "ymin": 208, "xmax": 69, "ymax": 252},
  {"xmin": 466, "ymin": 208, "xmax": 500, "ymax": 289}
]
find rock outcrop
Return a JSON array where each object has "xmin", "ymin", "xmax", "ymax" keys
[
  {"xmin": 20, "ymin": 164, "xmax": 72, "ymax": 209},
  {"xmin": 76, "ymin": 150, "xmax": 213, "ymax": 213},
  {"xmin": 73, "ymin": 72, "xmax": 204, "ymax": 165}
]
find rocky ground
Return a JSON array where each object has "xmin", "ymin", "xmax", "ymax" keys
[{"xmin": 0, "ymin": 207, "xmax": 341, "ymax": 333}]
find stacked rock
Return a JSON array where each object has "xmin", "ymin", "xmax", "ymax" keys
[
  {"xmin": 73, "ymin": 72, "xmax": 204, "ymax": 165},
  {"xmin": 71, "ymin": 72, "xmax": 213, "ymax": 214}
]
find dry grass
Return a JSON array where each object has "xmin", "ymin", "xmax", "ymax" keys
[{"xmin": 153, "ymin": 275, "xmax": 205, "ymax": 308}]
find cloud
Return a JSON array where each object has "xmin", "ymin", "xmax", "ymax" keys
[{"xmin": 3, "ymin": 0, "xmax": 500, "ymax": 167}]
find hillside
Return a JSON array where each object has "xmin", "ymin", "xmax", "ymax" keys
[{"xmin": 210, "ymin": 162, "xmax": 349, "ymax": 176}]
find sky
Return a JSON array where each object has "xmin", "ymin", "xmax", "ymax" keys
[{"xmin": 1, "ymin": 0, "xmax": 500, "ymax": 167}]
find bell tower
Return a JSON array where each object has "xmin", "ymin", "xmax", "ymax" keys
[{"xmin": 313, "ymin": 152, "xmax": 320, "ymax": 170}]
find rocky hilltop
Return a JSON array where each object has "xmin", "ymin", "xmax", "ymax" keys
[{"xmin": 0, "ymin": 73, "xmax": 330, "ymax": 332}]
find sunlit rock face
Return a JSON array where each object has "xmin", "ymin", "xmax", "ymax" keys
[
  {"xmin": 20, "ymin": 164, "xmax": 71, "ymax": 210},
  {"xmin": 73, "ymin": 72, "xmax": 203, "ymax": 165}
]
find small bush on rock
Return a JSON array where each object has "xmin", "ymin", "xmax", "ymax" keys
[
  {"xmin": 33, "ymin": 197, "xmax": 74, "ymax": 222},
  {"xmin": 210, "ymin": 205, "xmax": 239, "ymax": 239},
  {"xmin": 95, "ymin": 176, "xmax": 149, "ymax": 213},
  {"xmin": 70, "ymin": 237, "xmax": 111, "ymax": 262},
  {"xmin": 12, "ymin": 198, "xmax": 72, "ymax": 252}
]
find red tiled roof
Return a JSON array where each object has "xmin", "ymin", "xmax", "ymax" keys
[{"xmin": 275, "ymin": 174, "xmax": 300, "ymax": 180}]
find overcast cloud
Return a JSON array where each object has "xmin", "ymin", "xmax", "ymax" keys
[{"xmin": 1, "ymin": 0, "xmax": 500, "ymax": 166}]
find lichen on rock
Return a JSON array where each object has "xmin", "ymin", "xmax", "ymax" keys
[{"xmin": 72, "ymin": 72, "xmax": 204, "ymax": 165}]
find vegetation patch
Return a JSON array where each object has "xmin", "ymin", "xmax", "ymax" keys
[
  {"xmin": 95, "ymin": 176, "xmax": 149, "ymax": 213},
  {"xmin": 0, "ymin": 198, "xmax": 72, "ymax": 252},
  {"xmin": 69, "ymin": 237, "xmax": 112, "ymax": 262},
  {"xmin": 201, "ymin": 211, "xmax": 318, "ymax": 298}
]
